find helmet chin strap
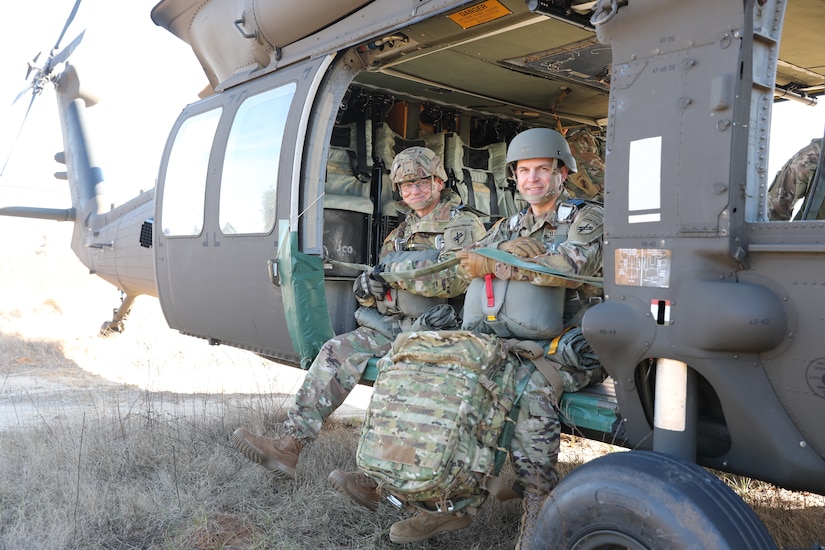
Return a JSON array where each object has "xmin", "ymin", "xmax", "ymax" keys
[
  {"xmin": 423, "ymin": 178, "xmax": 441, "ymax": 207},
  {"xmin": 524, "ymin": 187, "xmax": 557, "ymax": 205}
]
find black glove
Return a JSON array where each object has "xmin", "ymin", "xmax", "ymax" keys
[{"xmin": 354, "ymin": 270, "xmax": 386, "ymax": 302}]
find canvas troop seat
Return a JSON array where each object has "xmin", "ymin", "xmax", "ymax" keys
[
  {"xmin": 442, "ymin": 133, "xmax": 516, "ymax": 224},
  {"xmin": 325, "ymin": 120, "xmax": 374, "ymax": 213},
  {"xmin": 323, "ymin": 120, "xmax": 374, "ymax": 275}
]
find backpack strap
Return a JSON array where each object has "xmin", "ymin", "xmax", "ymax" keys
[
  {"xmin": 504, "ymin": 339, "xmax": 564, "ymax": 405},
  {"xmin": 478, "ymin": 339, "xmax": 566, "ymax": 502},
  {"xmin": 482, "ymin": 353, "xmax": 535, "ymax": 502}
]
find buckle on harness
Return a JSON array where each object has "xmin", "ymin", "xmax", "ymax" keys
[{"xmin": 557, "ymin": 201, "xmax": 579, "ymax": 223}]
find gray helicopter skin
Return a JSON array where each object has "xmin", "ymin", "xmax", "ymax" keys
[{"xmin": 3, "ymin": 0, "xmax": 825, "ymax": 546}]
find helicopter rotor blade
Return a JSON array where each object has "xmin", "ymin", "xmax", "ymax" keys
[
  {"xmin": 12, "ymin": 80, "xmax": 36, "ymax": 106},
  {"xmin": 2, "ymin": 0, "xmax": 84, "ymax": 178},
  {"xmin": 45, "ymin": 30, "xmax": 85, "ymax": 73},
  {"xmin": 0, "ymin": 93, "xmax": 39, "ymax": 178},
  {"xmin": 24, "ymin": 52, "xmax": 42, "ymax": 80},
  {"xmin": 53, "ymin": 0, "xmax": 83, "ymax": 52}
]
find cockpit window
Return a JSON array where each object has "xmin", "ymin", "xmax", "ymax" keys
[
  {"xmin": 161, "ymin": 107, "xmax": 222, "ymax": 236},
  {"xmin": 219, "ymin": 83, "xmax": 296, "ymax": 234}
]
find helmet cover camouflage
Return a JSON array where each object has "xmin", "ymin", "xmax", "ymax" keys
[{"xmin": 390, "ymin": 146, "xmax": 448, "ymax": 190}]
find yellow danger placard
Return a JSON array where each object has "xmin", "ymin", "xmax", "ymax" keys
[{"xmin": 448, "ymin": 0, "xmax": 512, "ymax": 29}]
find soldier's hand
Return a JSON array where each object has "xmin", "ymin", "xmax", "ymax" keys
[
  {"xmin": 367, "ymin": 273, "xmax": 387, "ymax": 300},
  {"xmin": 353, "ymin": 272, "xmax": 374, "ymax": 304},
  {"xmin": 498, "ymin": 236, "xmax": 545, "ymax": 258},
  {"xmin": 456, "ymin": 250, "xmax": 496, "ymax": 279},
  {"xmin": 354, "ymin": 271, "xmax": 386, "ymax": 304}
]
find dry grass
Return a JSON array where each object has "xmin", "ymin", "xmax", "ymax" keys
[{"xmin": 1, "ymin": 219, "xmax": 824, "ymax": 549}]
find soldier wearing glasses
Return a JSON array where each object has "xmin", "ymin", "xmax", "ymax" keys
[{"xmin": 232, "ymin": 146, "xmax": 485, "ymax": 502}]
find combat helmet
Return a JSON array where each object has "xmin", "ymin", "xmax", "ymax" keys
[
  {"xmin": 389, "ymin": 146, "xmax": 448, "ymax": 191},
  {"xmin": 506, "ymin": 128, "xmax": 577, "ymax": 178}
]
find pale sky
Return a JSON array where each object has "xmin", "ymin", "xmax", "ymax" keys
[
  {"xmin": 0, "ymin": 0, "xmax": 205, "ymax": 209},
  {"xmin": 0, "ymin": 1, "xmax": 823, "ymax": 215}
]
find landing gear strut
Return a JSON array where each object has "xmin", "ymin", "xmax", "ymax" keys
[{"xmin": 99, "ymin": 293, "xmax": 135, "ymax": 335}]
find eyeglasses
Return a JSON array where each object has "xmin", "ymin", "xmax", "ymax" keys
[{"xmin": 398, "ymin": 178, "xmax": 432, "ymax": 194}]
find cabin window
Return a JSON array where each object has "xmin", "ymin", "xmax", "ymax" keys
[
  {"xmin": 161, "ymin": 108, "xmax": 222, "ymax": 236},
  {"xmin": 764, "ymin": 100, "xmax": 825, "ymax": 221},
  {"xmin": 219, "ymin": 83, "xmax": 296, "ymax": 234}
]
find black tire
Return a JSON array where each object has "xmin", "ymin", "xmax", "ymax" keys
[{"xmin": 533, "ymin": 450, "xmax": 777, "ymax": 550}]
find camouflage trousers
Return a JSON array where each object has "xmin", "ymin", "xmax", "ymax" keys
[
  {"xmin": 509, "ymin": 358, "xmax": 599, "ymax": 495},
  {"xmin": 285, "ymin": 326, "xmax": 393, "ymax": 441}
]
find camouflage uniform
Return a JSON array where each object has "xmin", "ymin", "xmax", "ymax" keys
[
  {"xmin": 565, "ymin": 129, "xmax": 605, "ymax": 202},
  {"xmin": 767, "ymin": 138, "xmax": 822, "ymax": 221},
  {"xmin": 464, "ymin": 197, "xmax": 604, "ymax": 494},
  {"xmin": 285, "ymin": 190, "xmax": 485, "ymax": 441}
]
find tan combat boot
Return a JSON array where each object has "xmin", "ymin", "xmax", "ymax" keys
[
  {"xmin": 515, "ymin": 490, "xmax": 547, "ymax": 550},
  {"xmin": 231, "ymin": 427, "xmax": 303, "ymax": 478},
  {"xmin": 389, "ymin": 510, "xmax": 472, "ymax": 543},
  {"xmin": 327, "ymin": 469, "xmax": 381, "ymax": 511}
]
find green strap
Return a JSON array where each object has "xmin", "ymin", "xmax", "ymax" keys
[
  {"xmin": 324, "ymin": 257, "xmax": 460, "ymax": 283},
  {"xmin": 481, "ymin": 362, "xmax": 535, "ymax": 503},
  {"xmin": 326, "ymin": 247, "xmax": 602, "ymax": 287},
  {"xmin": 494, "ymin": 364, "xmax": 533, "ymax": 474},
  {"xmin": 472, "ymin": 247, "xmax": 604, "ymax": 287}
]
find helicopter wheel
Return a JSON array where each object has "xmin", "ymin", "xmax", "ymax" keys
[{"xmin": 532, "ymin": 450, "xmax": 777, "ymax": 550}]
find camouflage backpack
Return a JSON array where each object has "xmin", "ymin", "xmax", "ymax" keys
[{"xmin": 356, "ymin": 330, "xmax": 527, "ymax": 514}]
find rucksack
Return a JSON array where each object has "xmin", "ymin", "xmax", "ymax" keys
[{"xmin": 355, "ymin": 330, "xmax": 528, "ymax": 514}]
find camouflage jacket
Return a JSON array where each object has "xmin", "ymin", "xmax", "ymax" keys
[
  {"xmin": 470, "ymin": 197, "xmax": 604, "ymax": 287},
  {"xmin": 565, "ymin": 129, "xmax": 605, "ymax": 202},
  {"xmin": 378, "ymin": 190, "xmax": 486, "ymax": 298},
  {"xmin": 767, "ymin": 138, "xmax": 822, "ymax": 221}
]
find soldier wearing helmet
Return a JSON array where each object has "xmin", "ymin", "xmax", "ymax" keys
[
  {"xmin": 455, "ymin": 127, "xmax": 605, "ymax": 550},
  {"xmin": 389, "ymin": 145, "xmax": 449, "ymax": 216},
  {"xmin": 459, "ymin": 127, "xmax": 604, "ymax": 285},
  {"xmin": 232, "ymin": 147, "xmax": 484, "ymax": 515}
]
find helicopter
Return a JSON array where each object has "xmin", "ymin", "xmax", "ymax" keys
[{"xmin": 2, "ymin": 0, "xmax": 824, "ymax": 547}]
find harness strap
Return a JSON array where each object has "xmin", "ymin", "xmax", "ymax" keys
[
  {"xmin": 355, "ymin": 116, "xmax": 369, "ymax": 179},
  {"xmin": 461, "ymin": 168, "xmax": 476, "ymax": 210},
  {"xmin": 487, "ymin": 172, "xmax": 500, "ymax": 216}
]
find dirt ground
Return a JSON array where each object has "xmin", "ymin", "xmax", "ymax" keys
[
  {"xmin": 0, "ymin": 219, "xmax": 372, "ymax": 431},
  {"xmin": 2, "ymin": 219, "xmax": 824, "ymax": 549}
]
